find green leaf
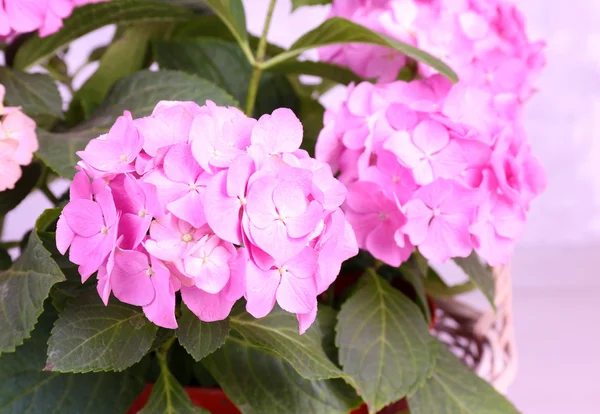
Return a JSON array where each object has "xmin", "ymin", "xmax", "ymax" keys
[
  {"xmin": 298, "ymin": 96, "xmax": 325, "ymax": 156},
  {"xmin": 177, "ymin": 303, "xmax": 230, "ymax": 361},
  {"xmin": 155, "ymin": 38, "xmax": 252, "ymax": 106},
  {"xmin": 36, "ymin": 128, "xmax": 99, "ymax": 179},
  {"xmin": 263, "ymin": 17, "xmax": 458, "ymax": 83},
  {"xmin": 87, "ymin": 70, "xmax": 237, "ymax": 129},
  {"xmin": 423, "ymin": 268, "xmax": 476, "ymax": 298},
  {"xmin": 154, "ymin": 39, "xmax": 298, "ymax": 117},
  {"xmin": 336, "ymin": 271, "xmax": 438, "ymax": 412},
  {"xmin": 69, "ymin": 24, "xmax": 169, "ymax": 120},
  {"xmin": 408, "ymin": 343, "xmax": 519, "ymax": 414},
  {"xmin": 0, "ymin": 68, "xmax": 62, "ymax": 128},
  {"xmin": 454, "ymin": 252, "xmax": 495, "ymax": 308},
  {"xmin": 203, "ymin": 337, "xmax": 360, "ymax": 414},
  {"xmin": 0, "ymin": 248, "xmax": 11, "ymax": 271},
  {"xmin": 0, "ymin": 212, "xmax": 65, "ymax": 355},
  {"xmin": 291, "ymin": 0, "xmax": 333, "ymax": 10},
  {"xmin": 171, "ymin": 15, "xmax": 285, "ymax": 58},
  {"xmin": 230, "ymin": 306, "xmax": 344, "ymax": 380},
  {"xmin": 0, "ymin": 162, "xmax": 42, "ymax": 217},
  {"xmin": 201, "ymin": 0, "xmax": 252, "ymax": 61},
  {"xmin": 139, "ymin": 363, "xmax": 208, "ymax": 414},
  {"xmin": 261, "ymin": 60, "xmax": 364, "ymax": 85},
  {"xmin": 400, "ymin": 255, "xmax": 432, "ymax": 325},
  {"xmin": 0, "ymin": 306, "xmax": 146, "ymax": 414},
  {"xmin": 46, "ymin": 289, "xmax": 158, "ymax": 373},
  {"xmin": 14, "ymin": 0, "xmax": 193, "ymax": 70},
  {"xmin": 37, "ymin": 71, "xmax": 237, "ymax": 179}
]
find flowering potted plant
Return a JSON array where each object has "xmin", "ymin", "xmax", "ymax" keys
[{"xmin": 0, "ymin": 0, "xmax": 544, "ymax": 413}]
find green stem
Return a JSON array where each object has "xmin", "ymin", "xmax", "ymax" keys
[
  {"xmin": 0, "ymin": 241, "xmax": 20, "ymax": 249},
  {"xmin": 36, "ymin": 164, "xmax": 60, "ymax": 206},
  {"xmin": 244, "ymin": 0, "xmax": 277, "ymax": 116},
  {"xmin": 156, "ymin": 336, "xmax": 176, "ymax": 366}
]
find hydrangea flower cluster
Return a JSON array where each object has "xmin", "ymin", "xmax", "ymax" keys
[
  {"xmin": 320, "ymin": 0, "xmax": 545, "ymax": 105},
  {"xmin": 316, "ymin": 75, "xmax": 545, "ymax": 266},
  {"xmin": 0, "ymin": 0, "xmax": 106, "ymax": 38},
  {"xmin": 56, "ymin": 101, "xmax": 357, "ymax": 333},
  {"xmin": 0, "ymin": 84, "xmax": 38, "ymax": 192}
]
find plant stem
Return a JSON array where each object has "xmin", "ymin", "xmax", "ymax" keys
[
  {"xmin": 0, "ymin": 241, "xmax": 20, "ymax": 249},
  {"xmin": 244, "ymin": 0, "xmax": 277, "ymax": 116},
  {"xmin": 36, "ymin": 164, "xmax": 60, "ymax": 206},
  {"xmin": 156, "ymin": 336, "xmax": 176, "ymax": 367}
]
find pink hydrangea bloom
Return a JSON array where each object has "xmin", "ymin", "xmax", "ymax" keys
[
  {"xmin": 0, "ymin": 0, "xmax": 107, "ymax": 39},
  {"xmin": 0, "ymin": 85, "xmax": 38, "ymax": 192},
  {"xmin": 57, "ymin": 102, "xmax": 358, "ymax": 333},
  {"xmin": 320, "ymin": 0, "xmax": 545, "ymax": 105},
  {"xmin": 318, "ymin": 75, "xmax": 545, "ymax": 266}
]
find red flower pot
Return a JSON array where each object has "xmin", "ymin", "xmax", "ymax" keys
[{"xmin": 128, "ymin": 386, "xmax": 240, "ymax": 414}]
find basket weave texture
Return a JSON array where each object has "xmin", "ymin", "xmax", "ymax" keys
[{"xmin": 432, "ymin": 264, "xmax": 516, "ymax": 393}]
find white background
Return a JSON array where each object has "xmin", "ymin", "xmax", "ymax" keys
[{"xmin": 3, "ymin": 1, "xmax": 599, "ymax": 412}]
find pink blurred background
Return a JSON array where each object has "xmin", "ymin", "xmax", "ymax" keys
[{"xmin": 2, "ymin": 1, "xmax": 598, "ymax": 412}]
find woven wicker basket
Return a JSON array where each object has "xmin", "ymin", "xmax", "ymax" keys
[{"xmin": 432, "ymin": 264, "xmax": 516, "ymax": 393}]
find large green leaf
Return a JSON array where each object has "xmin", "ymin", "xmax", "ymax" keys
[
  {"xmin": 408, "ymin": 343, "xmax": 519, "ymax": 414},
  {"xmin": 139, "ymin": 363, "xmax": 208, "ymax": 414},
  {"xmin": 336, "ymin": 271, "xmax": 438, "ymax": 412},
  {"xmin": 177, "ymin": 303, "xmax": 230, "ymax": 361},
  {"xmin": 454, "ymin": 252, "xmax": 495, "ymax": 308},
  {"xmin": 0, "ymin": 68, "xmax": 62, "ymax": 128},
  {"xmin": 203, "ymin": 337, "xmax": 360, "ymax": 414},
  {"xmin": 0, "ymin": 211, "xmax": 65, "ymax": 355},
  {"xmin": 0, "ymin": 162, "xmax": 42, "ymax": 217},
  {"xmin": 263, "ymin": 17, "xmax": 458, "ymax": 82},
  {"xmin": 36, "ymin": 128, "xmax": 99, "ymax": 180},
  {"xmin": 229, "ymin": 306, "xmax": 344, "ymax": 380},
  {"xmin": 154, "ymin": 39, "xmax": 298, "ymax": 117},
  {"xmin": 291, "ymin": 0, "xmax": 333, "ymax": 10},
  {"xmin": 265, "ymin": 60, "xmax": 364, "ymax": 85},
  {"xmin": 201, "ymin": 0, "xmax": 252, "ymax": 61},
  {"xmin": 400, "ymin": 256, "xmax": 432, "ymax": 325},
  {"xmin": 69, "ymin": 24, "xmax": 169, "ymax": 121},
  {"xmin": 36, "ymin": 71, "xmax": 237, "ymax": 179},
  {"xmin": 0, "ymin": 307, "xmax": 145, "ymax": 414},
  {"xmin": 88, "ymin": 70, "xmax": 237, "ymax": 129},
  {"xmin": 155, "ymin": 38, "xmax": 252, "ymax": 106},
  {"xmin": 46, "ymin": 289, "xmax": 158, "ymax": 373},
  {"xmin": 14, "ymin": 0, "xmax": 192, "ymax": 70}
]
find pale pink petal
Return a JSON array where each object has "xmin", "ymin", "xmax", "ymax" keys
[
  {"xmin": 251, "ymin": 108, "xmax": 302, "ymax": 154},
  {"xmin": 55, "ymin": 214, "xmax": 75, "ymax": 255},
  {"xmin": 412, "ymin": 120, "xmax": 450, "ymax": 156},
  {"xmin": 403, "ymin": 199, "xmax": 433, "ymax": 245},
  {"xmin": 276, "ymin": 273, "xmax": 316, "ymax": 314},
  {"xmin": 285, "ymin": 201, "xmax": 323, "ymax": 238},
  {"xmin": 204, "ymin": 171, "xmax": 243, "ymax": 245},
  {"xmin": 245, "ymin": 176, "xmax": 278, "ymax": 229},
  {"xmin": 111, "ymin": 249, "xmax": 155, "ymax": 306},
  {"xmin": 167, "ymin": 190, "xmax": 206, "ymax": 228},
  {"xmin": 63, "ymin": 199, "xmax": 103, "ymax": 237},
  {"xmin": 245, "ymin": 262, "xmax": 279, "ymax": 318},
  {"xmin": 384, "ymin": 131, "xmax": 423, "ymax": 169},
  {"xmin": 297, "ymin": 306, "xmax": 317, "ymax": 335},
  {"xmin": 419, "ymin": 215, "xmax": 473, "ymax": 263},
  {"xmin": 181, "ymin": 285, "xmax": 237, "ymax": 322},
  {"xmin": 163, "ymin": 143, "xmax": 202, "ymax": 184},
  {"xmin": 143, "ymin": 258, "xmax": 177, "ymax": 329},
  {"xmin": 272, "ymin": 181, "xmax": 307, "ymax": 218}
]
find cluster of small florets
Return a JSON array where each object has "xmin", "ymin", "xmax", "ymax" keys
[
  {"xmin": 317, "ymin": 75, "xmax": 545, "ymax": 266},
  {"xmin": 56, "ymin": 101, "xmax": 357, "ymax": 333}
]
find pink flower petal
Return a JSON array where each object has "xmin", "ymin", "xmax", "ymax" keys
[
  {"xmin": 245, "ymin": 262, "xmax": 279, "ymax": 318},
  {"xmin": 111, "ymin": 249, "xmax": 155, "ymax": 307}
]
